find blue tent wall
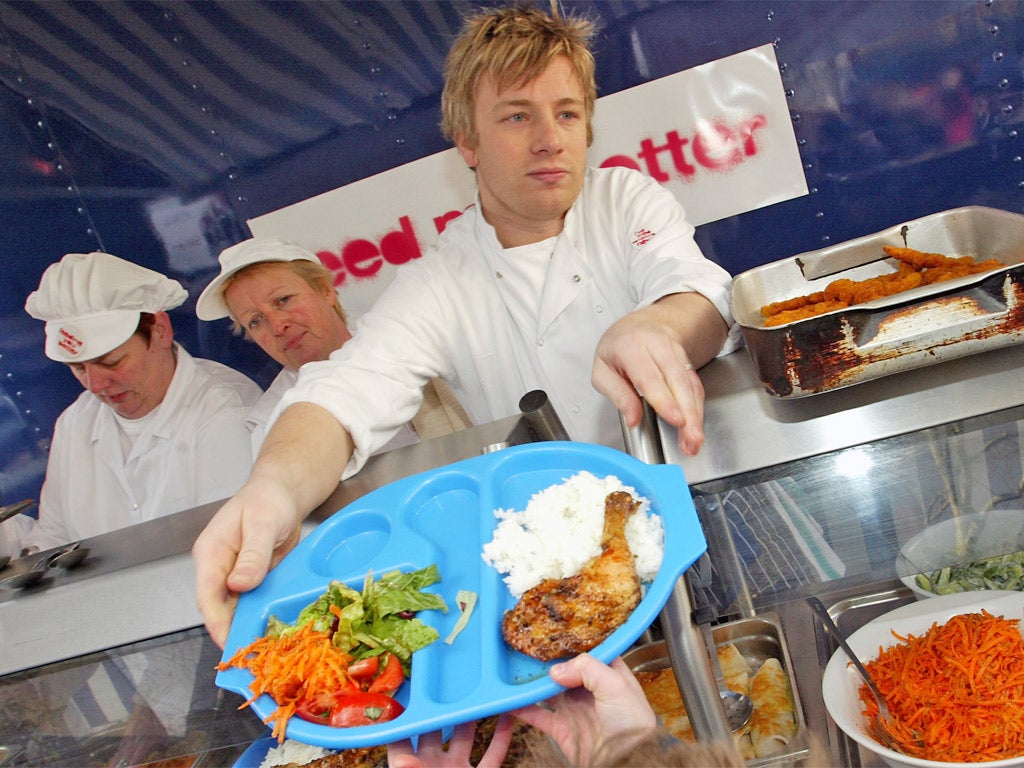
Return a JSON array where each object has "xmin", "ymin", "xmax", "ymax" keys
[{"xmin": 0, "ymin": 0, "xmax": 1020, "ymax": 504}]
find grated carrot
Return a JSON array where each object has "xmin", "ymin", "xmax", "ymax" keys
[
  {"xmin": 859, "ymin": 610, "xmax": 1024, "ymax": 762},
  {"xmin": 217, "ymin": 622, "xmax": 356, "ymax": 742}
]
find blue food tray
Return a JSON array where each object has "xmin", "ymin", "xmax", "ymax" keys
[
  {"xmin": 232, "ymin": 734, "xmax": 276, "ymax": 768},
  {"xmin": 216, "ymin": 441, "xmax": 706, "ymax": 749}
]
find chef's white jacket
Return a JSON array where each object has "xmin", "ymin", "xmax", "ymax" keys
[
  {"xmin": 19, "ymin": 345, "xmax": 261, "ymax": 551},
  {"xmin": 279, "ymin": 166, "xmax": 738, "ymax": 478},
  {"xmin": 245, "ymin": 367, "xmax": 297, "ymax": 457},
  {"xmin": 246, "ymin": 367, "xmax": 416, "ymax": 458}
]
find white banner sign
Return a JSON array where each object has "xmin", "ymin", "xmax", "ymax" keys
[{"xmin": 251, "ymin": 44, "xmax": 805, "ymax": 321}]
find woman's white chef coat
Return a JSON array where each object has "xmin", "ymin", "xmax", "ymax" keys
[
  {"xmin": 21, "ymin": 345, "xmax": 261, "ymax": 551},
  {"xmin": 279, "ymin": 166, "xmax": 738, "ymax": 478}
]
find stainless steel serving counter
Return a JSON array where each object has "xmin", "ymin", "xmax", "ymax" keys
[
  {"xmin": 0, "ymin": 392, "xmax": 568, "ymax": 676},
  {"xmin": 1, "ymin": 344, "xmax": 1022, "ymax": 767}
]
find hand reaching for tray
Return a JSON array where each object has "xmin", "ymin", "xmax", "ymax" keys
[
  {"xmin": 387, "ymin": 716, "xmax": 515, "ymax": 768},
  {"xmin": 387, "ymin": 654, "xmax": 661, "ymax": 767}
]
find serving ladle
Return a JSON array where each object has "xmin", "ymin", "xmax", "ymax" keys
[
  {"xmin": 699, "ymin": 623, "xmax": 754, "ymax": 732},
  {"xmin": 0, "ymin": 542, "xmax": 89, "ymax": 589}
]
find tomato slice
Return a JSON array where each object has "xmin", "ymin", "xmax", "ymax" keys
[
  {"xmin": 294, "ymin": 679, "xmax": 361, "ymax": 725},
  {"xmin": 367, "ymin": 652, "xmax": 405, "ymax": 695},
  {"xmin": 329, "ymin": 692, "xmax": 405, "ymax": 727},
  {"xmin": 347, "ymin": 655, "xmax": 380, "ymax": 681},
  {"xmin": 295, "ymin": 691, "xmax": 339, "ymax": 724}
]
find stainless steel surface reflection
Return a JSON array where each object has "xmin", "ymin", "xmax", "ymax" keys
[
  {"xmin": 620, "ymin": 403, "xmax": 733, "ymax": 742},
  {"xmin": 0, "ymin": 627, "xmax": 264, "ymax": 768},
  {"xmin": 671, "ymin": 343, "xmax": 1024, "ymax": 486}
]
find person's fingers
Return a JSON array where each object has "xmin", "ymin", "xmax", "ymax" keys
[
  {"xmin": 594, "ymin": 333, "xmax": 708, "ymax": 458},
  {"xmin": 676, "ymin": 408, "xmax": 705, "ymax": 456},
  {"xmin": 443, "ymin": 721, "xmax": 477, "ymax": 762},
  {"xmin": 477, "ymin": 715, "xmax": 515, "ymax": 768},
  {"xmin": 548, "ymin": 652, "xmax": 608, "ymax": 690},
  {"xmin": 591, "ymin": 357, "xmax": 644, "ymax": 427},
  {"xmin": 386, "ymin": 737, "xmax": 424, "ymax": 768},
  {"xmin": 661, "ymin": 356, "xmax": 705, "ymax": 456},
  {"xmin": 549, "ymin": 654, "xmax": 655, "ymax": 728},
  {"xmin": 635, "ymin": 369, "xmax": 705, "ymax": 457},
  {"xmin": 510, "ymin": 702, "xmax": 559, "ymax": 734},
  {"xmin": 193, "ymin": 565, "xmax": 234, "ymax": 649},
  {"xmin": 386, "ymin": 755, "xmax": 420, "ymax": 768},
  {"xmin": 387, "ymin": 720, "xmax": 510, "ymax": 768},
  {"xmin": 607, "ymin": 656, "xmax": 646, "ymax": 692},
  {"xmin": 193, "ymin": 487, "xmax": 302, "ymax": 648},
  {"xmin": 203, "ymin": 594, "xmax": 237, "ymax": 650},
  {"xmin": 225, "ymin": 506, "xmax": 282, "ymax": 593},
  {"xmin": 192, "ymin": 513, "xmax": 244, "ymax": 649}
]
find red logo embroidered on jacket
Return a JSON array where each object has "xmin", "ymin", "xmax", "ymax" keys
[{"xmin": 632, "ymin": 228, "xmax": 655, "ymax": 246}]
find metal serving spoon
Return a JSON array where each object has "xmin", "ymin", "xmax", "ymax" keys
[
  {"xmin": 0, "ymin": 542, "xmax": 89, "ymax": 589},
  {"xmin": 0, "ymin": 553, "xmax": 52, "ymax": 589},
  {"xmin": 699, "ymin": 622, "xmax": 754, "ymax": 732},
  {"xmin": 0, "ymin": 500, "xmax": 36, "ymax": 571},
  {"xmin": 806, "ymin": 596, "xmax": 920, "ymax": 755},
  {"xmin": 48, "ymin": 541, "xmax": 89, "ymax": 570}
]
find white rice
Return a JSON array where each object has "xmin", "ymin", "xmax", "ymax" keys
[
  {"xmin": 482, "ymin": 471, "xmax": 665, "ymax": 598},
  {"xmin": 259, "ymin": 739, "xmax": 333, "ymax": 768}
]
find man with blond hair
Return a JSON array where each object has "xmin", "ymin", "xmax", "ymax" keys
[{"xmin": 193, "ymin": 3, "xmax": 736, "ymax": 648}]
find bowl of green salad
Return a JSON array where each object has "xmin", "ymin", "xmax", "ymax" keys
[{"xmin": 897, "ymin": 510, "xmax": 1024, "ymax": 600}]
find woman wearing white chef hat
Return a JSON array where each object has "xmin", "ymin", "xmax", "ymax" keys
[
  {"xmin": 0, "ymin": 251, "xmax": 262, "ymax": 558},
  {"xmin": 196, "ymin": 237, "xmax": 471, "ymax": 458}
]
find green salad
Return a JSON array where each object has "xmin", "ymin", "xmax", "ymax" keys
[
  {"xmin": 916, "ymin": 551, "xmax": 1024, "ymax": 595},
  {"xmin": 266, "ymin": 564, "xmax": 448, "ymax": 667}
]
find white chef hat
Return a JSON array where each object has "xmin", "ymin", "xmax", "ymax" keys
[
  {"xmin": 195, "ymin": 238, "xmax": 320, "ymax": 321},
  {"xmin": 25, "ymin": 251, "xmax": 188, "ymax": 363}
]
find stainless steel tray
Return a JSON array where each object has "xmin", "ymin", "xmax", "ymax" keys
[
  {"xmin": 624, "ymin": 615, "xmax": 810, "ymax": 766},
  {"xmin": 730, "ymin": 206, "xmax": 1024, "ymax": 398}
]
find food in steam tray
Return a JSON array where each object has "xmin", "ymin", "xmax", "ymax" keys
[
  {"xmin": 218, "ymin": 565, "xmax": 448, "ymax": 743},
  {"xmin": 482, "ymin": 471, "xmax": 664, "ymax": 661},
  {"xmin": 860, "ymin": 609, "xmax": 1024, "ymax": 762},
  {"xmin": 635, "ymin": 644, "xmax": 798, "ymax": 760},
  {"xmin": 760, "ymin": 246, "xmax": 1003, "ymax": 327}
]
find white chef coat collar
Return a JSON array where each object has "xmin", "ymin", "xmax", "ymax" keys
[{"xmin": 471, "ymin": 187, "xmax": 592, "ymax": 338}]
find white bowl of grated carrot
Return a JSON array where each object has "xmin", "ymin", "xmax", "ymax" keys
[{"xmin": 822, "ymin": 590, "xmax": 1024, "ymax": 768}]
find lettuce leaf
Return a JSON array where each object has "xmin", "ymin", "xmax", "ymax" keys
[
  {"xmin": 267, "ymin": 565, "xmax": 447, "ymax": 666},
  {"xmin": 369, "ymin": 565, "xmax": 448, "ymax": 617}
]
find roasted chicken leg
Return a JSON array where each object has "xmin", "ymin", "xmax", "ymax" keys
[{"xmin": 501, "ymin": 490, "xmax": 642, "ymax": 661}]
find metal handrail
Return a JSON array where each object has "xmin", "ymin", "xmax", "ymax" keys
[
  {"xmin": 619, "ymin": 402, "xmax": 733, "ymax": 742},
  {"xmin": 513, "ymin": 389, "xmax": 572, "ymax": 443}
]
